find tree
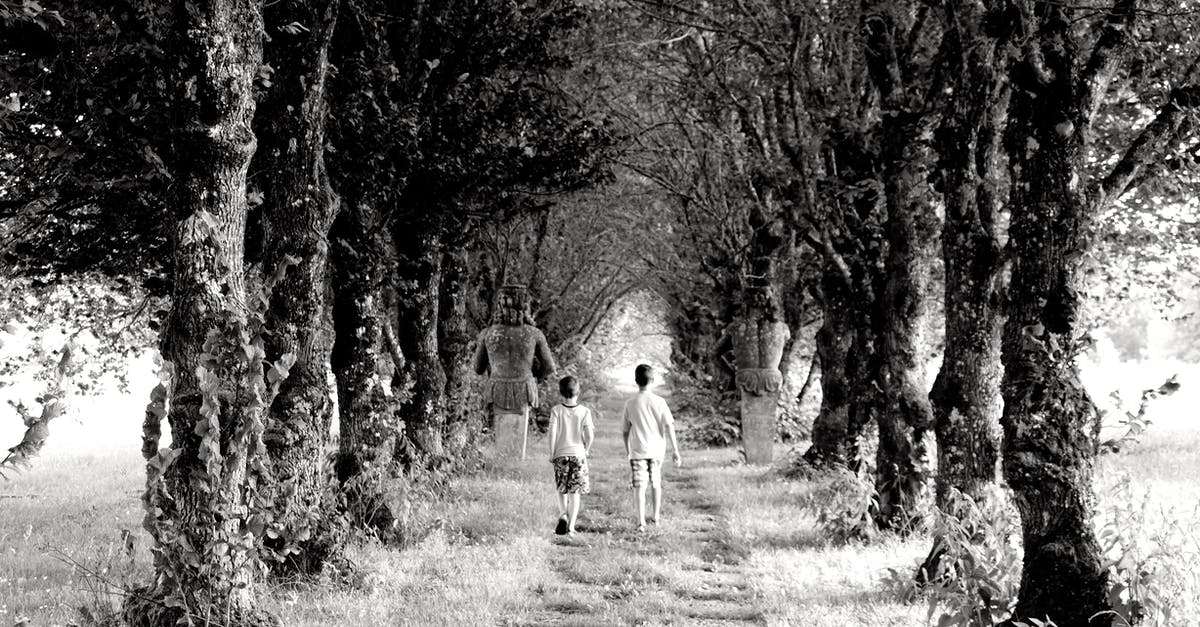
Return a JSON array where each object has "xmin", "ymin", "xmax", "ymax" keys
[
  {"xmin": 127, "ymin": 0, "xmax": 276, "ymax": 623},
  {"xmin": 1000, "ymin": 1, "xmax": 1200, "ymax": 623},
  {"xmin": 919, "ymin": 1, "xmax": 1009, "ymax": 579},
  {"xmin": 253, "ymin": 0, "xmax": 344, "ymax": 576}
]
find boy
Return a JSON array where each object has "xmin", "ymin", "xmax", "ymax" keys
[
  {"xmin": 621, "ymin": 364, "xmax": 682, "ymax": 532},
  {"xmin": 548, "ymin": 375, "xmax": 594, "ymax": 535}
]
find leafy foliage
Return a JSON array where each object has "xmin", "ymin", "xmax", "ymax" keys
[
  {"xmin": 917, "ymin": 487, "xmax": 1023, "ymax": 627},
  {"xmin": 1095, "ymin": 476, "xmax": 1200, "ymax": 626},
  {"xmin": 1095, "ymin": 376, "xmax": 1181, "ymax": 454},
  {"xmin": 786, "ymin": 461, "xmax": 881, "ymax": 546}
]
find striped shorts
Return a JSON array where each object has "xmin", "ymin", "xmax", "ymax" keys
[{"xmin": 629, "ymin": 458, "xmax": 662, "ymax": 489}]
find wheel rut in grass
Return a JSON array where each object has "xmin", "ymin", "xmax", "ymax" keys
[{"xmin": 517, "ymin": 392, "xmax": 764, "ymax": 626}]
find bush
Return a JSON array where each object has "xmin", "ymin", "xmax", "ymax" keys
[
  {"xmin": 799, "ymin": 463, "xmax": 880, "ymax": 545},
  {"xmin": 918, "ymin": 486, "xmax": 1023, "ymax": 627},
  {"xmin": 669, "ymin": 371, "xmax": 740, "ymax": 447},
  {"xmin": 1095, "ymin": 475, "xmax": 1200, "ymax": 626}
]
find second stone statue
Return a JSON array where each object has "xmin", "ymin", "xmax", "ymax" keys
[{"xmin": 473, "ymin": 284, "xmax": 557, "ymax": 459}]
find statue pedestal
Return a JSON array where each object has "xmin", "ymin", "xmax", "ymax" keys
[
  {"xmin": 740, "ymin": 392, "xmax": 777, "ymax": 465},
  {"xmin": 493, "ymin": 409, "xmax": 529, "ymax": 459}
]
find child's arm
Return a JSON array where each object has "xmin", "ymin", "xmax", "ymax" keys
[
  {"xmin": 547, "ymin": 409, "xmax": 559, "ymax": 462},
  {"xmin": 582, "ymin": 408, "xmax": 595, "ymax": 456},
  {"xmin": 667, "ymin": 422, "xmax": 682, "ymax": 467},
  {"xmin": 662, "ymin": 400, "xmax": 682, "ymax": 467},
  {"xmin": 621, "ymin": 406, "xmax": 631, "ymax": 456}
]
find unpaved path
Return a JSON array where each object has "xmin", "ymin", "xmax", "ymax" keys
[{"xmin": 512, "ymin": 392, "xmax": 765, "ymax": 626}]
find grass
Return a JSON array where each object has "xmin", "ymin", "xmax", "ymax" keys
[{"xmin": 3, "ymin": 366, "xmax": 1200, "ymax": 625}]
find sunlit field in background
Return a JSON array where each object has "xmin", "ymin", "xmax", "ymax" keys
[{"xmin": 3, "ymin": 355, "xmax": 1199, "ymax": 625}]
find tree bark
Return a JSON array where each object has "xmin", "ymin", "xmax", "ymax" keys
[
  {"xmin": 439, "ymin": 245, "xmax": 478, "ymax": 461},
  {"xmin": 919, "ymin": 1, "xmax": 1009, "ymax": 582},
  {"xmin": 330, "ymin": 200, "xmax": 400, "ymax": 536},
  {"xmin": 396, "ymin": 230, "xmax": 448, "ymax": 464},
  {"xmin": 128, "ymin": 1, "xmax": 273, "ymax": 623},
  {"xmin": 802, "ymin": 263, "xmax": 860, "ymax": 466},
  {"xmin": 862, "ymin": 0, "xmax": 938, "ymax": 533},
  {"xmin": 999, "ymin": 5, "xmax": 1125, "ymax": 624},
  {"xmin": 255, "ymin": 0, "xmax": 343, "ymax": 577}
]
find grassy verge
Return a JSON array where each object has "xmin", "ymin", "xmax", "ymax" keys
[{"xmin": 3, "ymin": 375, "xmax": 1200, "ymax": 626}]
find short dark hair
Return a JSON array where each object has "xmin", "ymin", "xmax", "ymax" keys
[
  {"xmin": 559, "ymin": 375, "xmax": 580, "ymax": 398},
  {"xmin": 634, "ymin": 364, "xmax": 654, "ymax": 387}
]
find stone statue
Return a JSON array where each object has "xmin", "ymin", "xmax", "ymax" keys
[
  {"xmin": 473, "ymin": 284, "xmax": 556, "ymax": 459},
  {"xmin": 723, "ymin": 292, "xmax": 790, "ymax": 464}
]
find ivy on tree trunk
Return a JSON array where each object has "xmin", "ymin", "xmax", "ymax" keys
[
  {"xmin": 128, "ymin": 1, "xmax": 275, "ymax": 624},
  {"xmin": 255, "ymin": 0, "xmax": 344, "ymax": 578}
]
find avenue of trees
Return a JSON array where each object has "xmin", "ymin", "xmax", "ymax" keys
[{"xmin": 3, "ymin": 1, "xmax": 1200, "ymax": 625}]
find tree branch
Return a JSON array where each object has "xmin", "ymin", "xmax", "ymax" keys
[
  {"xmin": 1098, "ymin": 84, "xmax": 1200, "ymax": 202},
  {"xmin": 1078, "ymin": 0, "xmax": 1139, "ymax": 123}
]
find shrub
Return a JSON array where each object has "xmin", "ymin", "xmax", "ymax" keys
[
  {"xmin": 1095, "ymin": 475, "xmax": 1200, "ymax": 626},
  {"xmin": 800, "ymin": 463, "xmax": 880, "ymax": 544},
  {"xmin": 670, "ymin": 371, "xmax": 740, "ymax": 448},
  {"xmin": 919, "ymin": 486, "xmax": 1023, "ymax": 627}
]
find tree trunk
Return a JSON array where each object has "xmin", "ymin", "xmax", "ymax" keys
[
  {"xmin": 862, "ymin": 0, "xmax": 938, "ymax": 533},
  {"xmin": 255, "ymin": 0, "xmax": 343, "ymax": 577},
  {"xmin": 872, "ymin": 160, "xmax": 935, "ymax": 532},
  {"xmin": 802, "ymin": 264, "xmax": 859, "ymax": 466},
  {"xmin": 732, "ymin": 201, "xmax": 789, "ymax": 464},
  {"xmin": 1000, "ymin": 7, "xmax": 1113, "ymax": 624},
  {"xmin": 439, "ymin": 245, "xmax": 477, "ymax": 461},
  {"xmin": 330, "ymin": 200, "xmax": 400, "ymax": 536},
  {"xmin": 396, "ymin": 230, "xmax": 448, "ymax": 464},
  {"xmin": 919, "ymin": 1, "xmax": 1009, "ymax": 581},
  {"xmin": 128, "ymin": 1, "xmax": 273, "ymax": 624}
]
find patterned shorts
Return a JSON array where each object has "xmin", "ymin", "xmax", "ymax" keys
[
  {"xmin": 629, "ymin": 458, "xmax": 662, "ymax": 489},
  {"xmin": 553, "ymin": 456, "xmax": 590, "ymax": 494}
]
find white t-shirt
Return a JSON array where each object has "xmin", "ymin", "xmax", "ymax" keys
[
  {"xmin": 621, "ymin": 391, "xmax": 674, "ymax": 460},
  {"xmin": 549, "ymin": 403, "xmax": 594, "ymax": 459}
]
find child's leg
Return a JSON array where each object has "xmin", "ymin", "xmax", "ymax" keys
[
  {"xmin": 633, "ymin": 485, "xmax": 647, "ymax": 525},
  {"xmin": 568, "ymin": 493, "xmax": 581, "ymax": 531},
  {"xmin": 557, "ymin": 492, "xmax": 569, "ymax": 517},
  {"xmin": 648, "ymin": 459, "xmax": 663, "ymax": 523}
]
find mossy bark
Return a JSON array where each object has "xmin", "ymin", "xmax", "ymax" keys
[
  {"xmin": 920, "ymin": 2, "xmax": 1009, "ymax": 582},
  {"xmin": 999, "ymin": 5, "xmax": 1121, "ymax": 624},
  {"xmin": 862, "ymin": 0, "xmax": 938, "ymax": 533},
  {"xmin": 330, "ymin": 200, "xmax": 400, "ymax": 536},
  {"xmin": 129, "ymin": 1, "xmax": 273, "ymax": 623},
  {"xmin": 255, "ymin": 0, "xmax": 343, "ymax": 577},
  {"xmin": 396, "ymin": 231, "xmax": 448, "ymax": 464}
]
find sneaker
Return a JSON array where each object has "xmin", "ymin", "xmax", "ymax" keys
[
  {"xmin": 636, "ymin": 522, "xmax": 646, "ymax": 533},
  {"xmin": 555, "ymin": 515, "xmax": 569, "ymax": 535}
]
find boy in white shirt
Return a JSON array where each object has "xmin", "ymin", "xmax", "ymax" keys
[
  {"xmin": 621, "ymin": 364, "xmax": 682, "ymax": 532},
  {"xmin": 548, "ymin": 375, "xmax": 594, "ymax": 535}
]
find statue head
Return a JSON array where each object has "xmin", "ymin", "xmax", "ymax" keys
[
  {"xmin": 496, "ymin": 284, "xmax": 530, "ymax": 326},
  {"xmin": 744, "ymin": 284, "xmax": 781, "ymax": 322}
]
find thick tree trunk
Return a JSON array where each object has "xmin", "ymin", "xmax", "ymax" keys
[
  {"xmin": 732, "ymin": 201, "xmax": 789, "ymax": 464},
  {"xmin": 802, "ymin": 265, "xmax": 860, "ymax": 466},
  {"xmin": 919, "ymin": 2, "xmax": 1009, "ymax": 581},
  {"xmin": 929, "ymin": 0, "xmax": 1007, "ymax": 512},
  {"xmin": 862, "ymin": 0, "xmax": 938, "ymax": 533},
  {"xmin": 439, "ymin": 245, "xmax": 477, "ymax": 461},
  {"xmin": 872, "ymin": 165, "xmax": 935, "ymax": 532},
  {"xmin": 330, "ymin": 200, "xmax": 400, "ymax": 536},
  {"xmin": 128, "ymin": 1, "xmax": 272, "ymax": 624},
  {"xmin": 396, "ymin": 230, "xmax": 448, "ymax": 464},
  {"xmin": 255, "ymin": 0, "xmax": 343, "ymax": 577},
  {"xmin": 1000, "ymin": 7, "xmax": 1114, "ymax": 624}
]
